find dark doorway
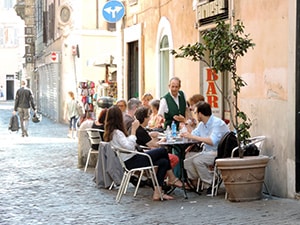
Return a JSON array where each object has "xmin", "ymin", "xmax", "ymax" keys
[
  {"xmin": 6, "ymin": 80, "xmax": 14, "ymax": 100},
  {"xmin": 296, "ymin": 1, "xmax": 300, "ymax": 193},
  {"xmin": 127, "ymin": 41, "xmax": 139, "ymax": 98}
]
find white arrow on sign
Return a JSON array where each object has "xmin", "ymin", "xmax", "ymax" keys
[{"xmin": 104, "ymin": 6, "xmax": 122, "ymax": 18}]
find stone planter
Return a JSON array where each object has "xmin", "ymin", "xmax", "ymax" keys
[{"xmin": 216, "ymin": 155, "xmax": 269, "ymax": 202}]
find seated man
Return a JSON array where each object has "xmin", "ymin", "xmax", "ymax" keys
[
  {"xmin": 181, "ymin": 101, "xmax": 229, "ymax": 194},
  {"xmin": 123, "ymin": 98, "xmax": 141, "ymax": 132}
]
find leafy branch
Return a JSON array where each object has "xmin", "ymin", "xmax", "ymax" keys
[{"xmin": 171, "ymin": 20, "xmax": 255, "ymax": 157}]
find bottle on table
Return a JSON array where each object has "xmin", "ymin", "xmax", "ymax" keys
[
  {"xmin": 180, "ymin": 124, "xmax": 187, "ymax": 141},
  {"xmin": 165, "ymin": 125, "xmax": 171, "ymax": 142},
  {"xmin": 171, "ymin": 121, "xmax": 177, "ymax": 137}
]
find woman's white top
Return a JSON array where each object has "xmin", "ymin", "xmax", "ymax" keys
[{"xmin": 111, "ymin": 129, "xmax": 137, "ymax": 161}]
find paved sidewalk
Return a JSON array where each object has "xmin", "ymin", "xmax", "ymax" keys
[{"xmin": 0, "ymin": 100, "xmax": 300, "ymax": 225}]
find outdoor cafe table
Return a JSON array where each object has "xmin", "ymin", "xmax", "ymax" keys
[{"xmin": 158, "ymin": 138, "xmax": 201, "ymax": 199}]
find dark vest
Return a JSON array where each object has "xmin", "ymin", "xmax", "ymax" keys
[{"xmin": 163, "ymin": 90, "xmax": 186, "ymax": 129}]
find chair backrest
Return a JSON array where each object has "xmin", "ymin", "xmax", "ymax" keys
[
  {"xmin": 230, "ymin": 135, "xmax": 266, "ymax": 158},
  {"xmin": 86, "ymin": 128, "xmax": 103, "ymax": 146},
  {"xmin": 217, "ymin": 131, "xmax": 238, "ymax": 159},
  {"xmin": 111, "ymin": 143, "xmax": 155, "ymax": 172},
  {"xmin": 242, "ymin": 136, "xmax": 266, "ymax": 157},
  {"xmin": 110, "ymin": 144, "xmax": 132, "ymax": 173}
]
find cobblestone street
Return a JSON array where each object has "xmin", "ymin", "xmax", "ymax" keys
[{"xmin": 0, "ymin": 101, "xmax": 300, "ymax": 225}]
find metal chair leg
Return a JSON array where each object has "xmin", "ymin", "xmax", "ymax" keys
[{"xmin": 84, "ymin": 149, "xmax": 92, "ymax": 172}]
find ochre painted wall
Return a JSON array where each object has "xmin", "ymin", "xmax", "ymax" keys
[
  {"xmin": 124, "ymin": 0, "xmax": 200, "ymax": 100},
  {"xmin": 235, "ymin": 0, "xmax": 295, "ymax": 197}
]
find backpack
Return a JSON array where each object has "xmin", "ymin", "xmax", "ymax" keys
[
  {"xmin": 8, "ymin": 115, "xmax": 20, "ymax": 132},
  {"xmin": 217, "ymin": 132, "xmax": 260, "ymax": 158},
  {"xmin": 217, "ymin": 131, "xmax": 238, "ymax": 159},
  {"xmin": 243, "ymin": 144, "xmax": 260, "ymax": 156}
]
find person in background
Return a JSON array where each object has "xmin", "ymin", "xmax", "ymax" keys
[
  {"xmin": 116, "ymin": 99, "xmax": 127, "ymax": 113},
  {"xmin": 78, "ymin": 110, "xmax": 92, "ymax": 127},
  {"xmin": 91, "ymin": 108, "xmax": 107, "ymax": 141},
  {"xmin": 0, "ymin": 85, "xmax": 4, "ymax": 100},
  {"xmin": 64, "ymin": 91, "xmax": 79, "ymax": 138},
  {"xmin": 13, "ymin": 80, "xmax": 37, "ymax": 137},
  {"xmin": 104, "ymin": 106, "xmax": 184, "ymax": 201},
  {"xmin": 188, "ymin": 94, "xmax": 205, "ymax": 111},
  {"xmin": 123, "ymin": 97, "xmax": 141, "ymax": 132},
  {"xmin": 141, "ymin": 93, "xmax": 153, "ymax": 108},
  {"xmin": 148, "ymin": 99, "xmax": 164, "ymax": 130},
  {"xmin": 181, "ymin": 101, "xmax": 229, "ymax": 194},
  {"xmin": 182, "ymin": 94, "xmax": 206, "ymax": 132}
]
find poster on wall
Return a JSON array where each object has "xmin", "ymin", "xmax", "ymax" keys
[{"xmin": 203, "ymin": 67, "xmax": 223, "ymax": 119}]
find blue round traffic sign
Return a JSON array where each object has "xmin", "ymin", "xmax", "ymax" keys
[{"xmin": 102, "ymin": 0, "xmax": 125, "ymax": 23}]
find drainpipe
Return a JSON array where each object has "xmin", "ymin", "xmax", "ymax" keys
[{"xmin": 230, "ymin": 0, "xmax": 235, "ymax": 29}]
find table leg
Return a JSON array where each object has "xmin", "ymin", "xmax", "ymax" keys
[
  {"xmin": 179, "ymin": 145, "xmax": 188, "ymax": 199},
  {"xmin": 172, "ymin": 145, "xmax": 188, "ymax": 198}
]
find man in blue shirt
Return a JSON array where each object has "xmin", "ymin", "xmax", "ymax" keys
[{"xmin": 181, "ymin": 101, "xmax": 229, "ymax": 194}]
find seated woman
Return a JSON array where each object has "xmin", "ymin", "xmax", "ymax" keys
[
  {"xmin": 135, "ymin": 106, "xmax": 179, "ymax": 169},
  {"xmin": 104, "ymin": 106, "xmax": 184, "ymax": 201},
  {"xmin": 116, "ymin": 99, "xmax": 127, "ymax": 113},
  {"xmin": 90, "ymin": 108, "xmax": 107, "ymax": 150},
  {"xmin": 141, "ymin": 93, "xmax": 153, "ymax": 108},
  {"xmin": 148, "ymin": 99, "xmax": 164, "ymax": 131},
  {"xmin": 183, "ymin": 94, "xmax": 205, "ymax": 132},
  {"xmin": 91, "ymin": 108, "xmax": 107, "ymax": 140}
]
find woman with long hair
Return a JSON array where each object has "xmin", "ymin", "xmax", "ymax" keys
[
  {"xmin": 92, "ymin": 108, "xmax": 107, "ymax": 140},
  {"xmin": 104, "ymin": 106, "xmax": 183, "ymax": 201}
]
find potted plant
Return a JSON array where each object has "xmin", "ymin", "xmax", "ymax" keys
[{"xmin": 172, "ymin": 19, "xmax": 269, "ymax": 201}]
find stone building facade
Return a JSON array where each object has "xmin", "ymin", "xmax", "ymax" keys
[
  {"xmin": 14, "ymin": 0, "xmax": 300, "ymax": 199},
  {"xmin": 121, "ymin": 0, "xmax": 299, "ymax": 199}
]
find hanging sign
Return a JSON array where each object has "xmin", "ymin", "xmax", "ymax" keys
[{"xmin": 203, "ymin": 67, "xmax": 223, "ymax": 118}]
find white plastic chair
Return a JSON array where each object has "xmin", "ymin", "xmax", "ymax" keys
[
  {"xmin": 231, "ymin": 136, "xmax": 266, "ymax": 158},
  {"xmin": 84, "ymin": 128, "xmax": 104, "ymax": 172},
  {"xmin": 111, "ymin": 143, "xmax": 163, "ymax": 203}
]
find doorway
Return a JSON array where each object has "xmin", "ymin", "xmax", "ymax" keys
[
  {"xmin": 127, "ymin": 41, "xmax": 139, "ymax": 98},
  {"xmin": 6, "ymin": 80, "xmax": 14, "ymax": 100}
]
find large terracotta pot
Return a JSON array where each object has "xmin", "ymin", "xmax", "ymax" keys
[{"xmin": 216, "ymin": 155, "xmax": 269, "ymax": 202}]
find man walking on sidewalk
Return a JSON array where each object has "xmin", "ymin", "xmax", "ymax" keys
[{"xmin": 13, "ymin": 80, "xmax": 37, "ymax": 137}]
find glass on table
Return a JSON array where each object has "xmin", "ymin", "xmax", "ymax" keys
[{"xmin": 179, "ymin": 125, "xmax": 188, "ymax": 141}]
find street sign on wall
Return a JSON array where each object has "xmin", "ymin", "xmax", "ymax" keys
[
  {"xmin": 25, "ymin": 27, "xmax": 35, "ymax": 35},
  {"xmin": 49, "ymin": 52, "xmax": 59, "ymax": 63},
  {"xmin": 25, "ymin": 36, "xmax": 34, "ymax": 45},
  {"xmin": 25, "ymin": 45, "xmax": 34, "ymax": 54},
  {"xmin": 102, "ymin": 0, "xmax": 125, "ymax": 23}
]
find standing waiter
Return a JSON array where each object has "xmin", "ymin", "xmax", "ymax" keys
[{"xmin": 13, "ymin": 80, "xmax": 37, "ymax": 137}]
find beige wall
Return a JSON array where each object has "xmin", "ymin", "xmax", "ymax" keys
[
  {"xmin": 123, "ymin": 0, "xmax": 297, "ymax": 198},
  {"xmin": 49, "ymin": 0, "xmax": 297, "ymax": 197},
  {"xmin": 234, "ymin": 0, "xmax": 296, "ymax": 197},
  {"xmin": 124, "ymin": 0, "xmax": 199, "ymax": 100},
  {"xmin": 0, "ymin": 8, "xmax": 25, "ymax": 99},
  {"xmin": 58, "ymin": 0, "xmax": 118, "ymax": 121}
]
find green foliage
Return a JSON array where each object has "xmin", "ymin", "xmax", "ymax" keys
[{"xmin": 172, "ymin": 19, "xmax": 255, "ymax": 157}]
